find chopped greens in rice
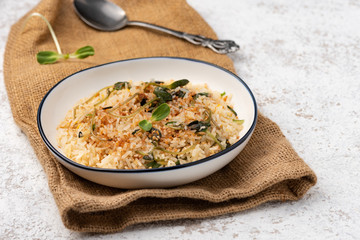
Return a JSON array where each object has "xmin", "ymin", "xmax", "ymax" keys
[{"xmin": 57, "ymin": 79, "xmax": 244, "ymax": 169}]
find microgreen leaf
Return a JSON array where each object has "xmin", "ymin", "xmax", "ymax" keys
[
  {"xmin": 174, "ymin": 89, "xmax": 187, "ymax": 98},
  {"xmin": 73, "ymin": 46, "xmax": 94, "ymax": 59},
  {"xmin": 146, "ymin": 160, "xmax": 161, "ymax": 168},
  {"xmin": 114, "ymin": 81, "xmax": 131, "ymax": 90},
  {"xmin": 167, "ymin": 79, "xmax": 189, "ymax": 89},
  {"xmin": 151, "ymin": 103, "xmax": 170, "ymax": 122},
  {"xmin": 187, "ymin": 120, "xmax": 211, "ymax": 132},
  {"xmin": 193, "ymin": 92, "xmax": 209, "ymax": 100},
  {"xmin": 165, "ymin": 121, "xmax": 184, "ymax": 130},
  {"xmin": 143, "ymin": 154, "xmax": 154, "ymax": 161},
  {"xmin": 233, "ymin": 119, "xmax": 244, "ymax": 124},
  {"xmin": 226, "ymin": 140, "xmax": 231, "ymax": 149},
  {"xmin": 140, "ymin": 98, "xmax": 147, "ymax": 106},
  {"xmin": 149, "ymin": 128, "xmax": 162, "ymax": 142},
  {"xmin": 154, "ymin": 87, "xmax": 172, "ymax": 102},
  {"xmin": 227, "ymin": 105, "xmax": 237, "ymax": 116},
  {"xmin": 221, "ymin": 92, "xmax": 226, "ymax": 97},
  {"xmin": 131, "ymin": 129, "xmax": 140, "ymax": 135},
  {"xmin": 139, "ymin": 120, "xmax": 152, "ymax": 131},
  {"xmin": 36, "ymin": 51, "xmax": 61, "ymax": 64},
  {"xmin": 23, "ymin": 13, "xmax": 94, "ymax": 64},
  {"xmin": 206, "ymin": 130, "xmax": 225, "ymax": 150}
]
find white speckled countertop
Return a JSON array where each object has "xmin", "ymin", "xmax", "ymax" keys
[{"xmin": 1, "ymin": 0, "xmax": 359, "ymax": 239}]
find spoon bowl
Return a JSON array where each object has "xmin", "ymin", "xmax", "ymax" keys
[
  {"xmin": 74, "ymin": 0, "xmax": 128, "ymax": 31},
  {"xmin": 73, "ymin": 0, "xmax": 240, "ymax": 54}
]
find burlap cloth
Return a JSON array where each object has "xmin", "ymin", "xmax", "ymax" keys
[{"xmin": 3, "ymin": 0, "xmax": 316, "ymax": 233}]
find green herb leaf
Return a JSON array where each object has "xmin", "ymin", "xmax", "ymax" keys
[
  {"xmin": 114, "ymin": 81, "xmax": 131, "ymax": 90},
  {"xmin": 24, "ymin": 13, "xmax": 94, "ymax": 65},
  {"xmin": 139, "ymin": 120, "xmax": 152, "ymax": 131},
  {"xmin": 36, "ymin": 51, "xmax": 61, "ymax": 64},
  {"xmin": 140, "ymin": 98, "xmax": 147, "ymax": 106},
  {"xmin": 226, "ymin": 140, "xmax": 231, "ymax": 149},
  {"xmin": 187, "ymin": 120, "xmax": 211, "ymax": 132},
  {"xmin": 73, "ymin": 46, "xmax": 94, "ymax": 59},
  {"xmin": 221, "ymin": 92, "xmax": 226, "ymax": 97},
  {"xmin": 227, "ymin": 105, "xmax": 237, "ymax": 116},
  {"xmin": 149, "ymin": 128, "xmax": 162, "ymax": 142},
  {"xmin": 146, "ymin": 160, "xmax": 161, "ymax": 168},
  {"xmin": 151, "ymin": 103, "xmax": 170, "ymax": 122},
  {"xmin": 233, "ymin": 119, "xmax": 244, "ymax": 124},
  {"xmin": 193, "ymin": 92, "xmax": 209, "ymax": 100},
  {"xmin": 165, "ymin": 121, "xmax": 184, "ymax": 130},
  {"xmin": 168, "ymin": 79, "xmax": 189, "ymax": 89},
  {"xmin": 175, "ymin": 160, "xmax": 180, "ymax": 165},
  {"xmin": 143, "ymin": 153, "xmax": 154, "ymax": 161},
  {"xmin": 174, "ymin": 89, "xmax": 187, "ymax": 98},
  {"xmin": 154, "ymin": 87, "xmax": 172, "ymax": 102},
  {"xmin": 132, "ymin": 129, "xmax": 140, "ymax": 135},
  {"xmin": 206, "ymin": 130, "xmax": 225, "ymax": 150}
]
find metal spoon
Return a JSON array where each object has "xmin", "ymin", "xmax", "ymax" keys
[{"xmin": 73, "ymin": 0, "xmax": 239, "ymax": 54}]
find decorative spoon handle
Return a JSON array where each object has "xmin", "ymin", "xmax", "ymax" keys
[{"xmin": 128, "ymin": 21, "xmax": 240, "ymax": 54}]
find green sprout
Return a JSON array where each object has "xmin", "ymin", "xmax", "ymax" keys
[
  {"xmin": 147, "ymin": 79, "xmax": 189, "ymax": 89},
  {"xmin": 22, "ymin": 12, "xmax": 94, "ymax": 64},
  {"xmin": 139, "ymin": 103, "xmax": 170, "ymax": 131},
  {"xmin": 233, "ymin": 119, "xmax": 244, "ymax": 125}
]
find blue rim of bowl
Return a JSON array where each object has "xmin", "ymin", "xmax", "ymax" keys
[{"xmin": 37, "ymin": 56, "xmax": 257, "ymax": 173}]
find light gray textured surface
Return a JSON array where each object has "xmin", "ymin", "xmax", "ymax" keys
[{"xmin": 1, "ymin": 0, "xmax": 359, "ymax": 239}]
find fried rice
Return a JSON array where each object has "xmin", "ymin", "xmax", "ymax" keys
[{"xmin": 57, "ymin": 79, "xmax": 244, "ymax": 169}]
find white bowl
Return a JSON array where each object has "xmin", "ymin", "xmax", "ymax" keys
[{"xmin": 37, "ymin": 57, "xmax": 257, "ymax": 189}]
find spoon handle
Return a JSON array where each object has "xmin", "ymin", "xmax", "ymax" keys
[{"xmin": 127, "ymin": 21, "xmax": 239, "ymax": 54}]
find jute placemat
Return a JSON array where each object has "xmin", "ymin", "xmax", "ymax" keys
[{"xmin": 3, "ymin": 0, "xmax": 316, "ymax": 233}]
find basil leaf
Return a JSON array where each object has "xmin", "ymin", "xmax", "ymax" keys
[
  {"xmin": 139, "ymin": 120, "xmax": 152, "ymax": 131},
  {"xmin": 154, "ymin": 87, "xmax": 172, "ymax": 102},
  {"xmin": 168, "ymin": 79, "xmax": 189, "ymax": 89},
  {"xmin": 74, "ymin": 45, "xmax": 94, "ymax": 59},
  {"xmin": 151, "ymin": 103, "xmax": 170, "ymax": 122},
  {"xmin": 36, "ymin": 51, "xmax": 60, "ymax": 64}
]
